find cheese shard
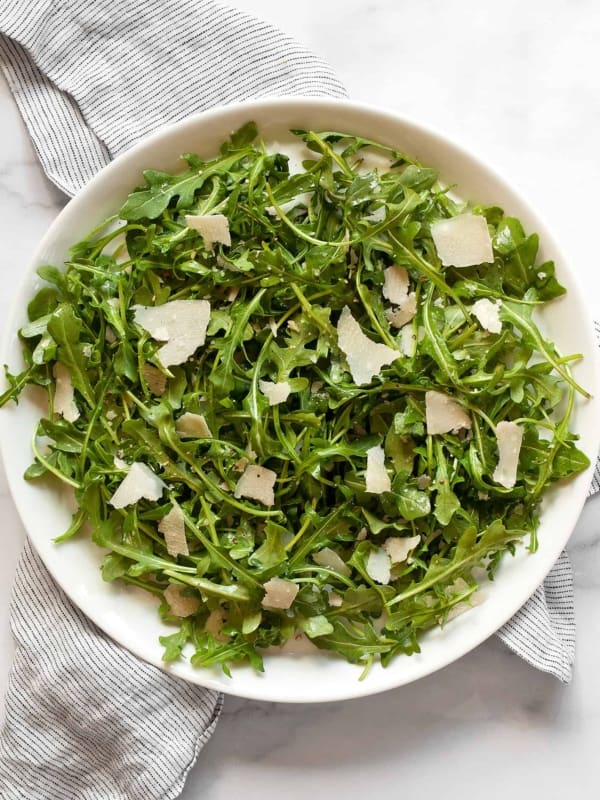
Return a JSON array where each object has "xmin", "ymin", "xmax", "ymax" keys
[
  {"xmin": 53, "ymin": 362, "xmax": 80, "ymax": 423},
  {"xmin": 425, "ymin": 390, "xmax": 471, "ymax": 435},
  {"xmin": 383, "ymin": 535, "xmax": 420, "ymax": 564},
  {"xmin": 383, "ymin": 266, "xmax": 417, "ymax": 329},
  {"xmin": 109, "ymin": 462, "xmax": 165, "ymax": 509},
  {"xmin": 134, "ymin": 299, "xmax": 211, "ymax": 367},
  {"xmin": 185, "ymin": 213, "xmax": 231, "ymax": 249},
  {"xmin": 431, "ymin": 213, "xmax": 493, "ymax": 268},
  {"xmin": 383, "ymin": 266, "xmax": 409, "ymax": 305},
  {"xmin": 259, "ymin": 379, "xmax": 291, "ymax": 406},
  {"xmin": 158, "ymin": 505, "xmax": 188, "ymax": 557},
  {"xmin": 164, "ymin": 583, "xmax": 199, "ymax": 617},
  {"xmin": 366, "ymin": 548, "xmax": 392, "ymax": 585},
  {"xmin": 385, "ymin": 295, "xmax": 417, "ymax": 329},
  {"xmin": 365, "ymin": 444, "xmax": 391, "ymax": 494},
  {"xmin": 398, "ymin": 325, "xmax": 417, "ymax": 357},
  {"xmin": 472, "ymin": 298, "xmax": 502, "ymax": 334},
  {"xmin": 493, "ymin": 421, "xmax": 523, "ymax": 488},
  {"xmin": 313, "ymin": 547, "xmax": 351, "ymax": 577},
  {"xmin": 234, "ymin": 465, "xmax": 277, "ymax": 507},
  {"xmin": 337, "ymin": 306, "xmax": 399, "ymax": 385},
  {"xmin": 261, "ymin": 577, "xmax": 298, "ymax": 609},
  {"xmin": 176, "ymin": 412, "xmax": 212, "ymax": 439},
  {"xmin": 205, "ymin": 608, "xmax": 229, "ymax": 642},
  {"xmin": 142, "ymin": 364, "xmax": 167, "ymax": 395}
]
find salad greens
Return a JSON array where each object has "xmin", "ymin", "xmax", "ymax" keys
[{"xmin": 0, "ymin": 122, "xmax": 590, "ymax": 677}]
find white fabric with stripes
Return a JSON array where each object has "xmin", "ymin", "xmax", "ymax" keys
[{"xmin": 0, "ymin": 0, "xmax": 596, "ymax": 796}]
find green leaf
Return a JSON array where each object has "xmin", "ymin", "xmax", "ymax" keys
[{"xmin": 47, "ymin": 304, "xmax": 95, "ymax": 405}]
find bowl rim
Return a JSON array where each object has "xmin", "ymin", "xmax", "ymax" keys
[{"xmin": 1, "ymin": 95, "xmax": 599, "ymax": 702}]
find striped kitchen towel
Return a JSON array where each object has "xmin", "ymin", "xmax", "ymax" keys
[{"xmin": 0, "ymin": 0, "xmax": 595, "ymax": 797}]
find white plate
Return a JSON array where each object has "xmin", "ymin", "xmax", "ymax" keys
[{"xmin": 1, "ymin": 98, "xmax": 599, "ymax": 703}]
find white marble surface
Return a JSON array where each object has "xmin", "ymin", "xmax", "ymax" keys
[{"xmin": 1, "ymin": 0, "xmax": 600, "ymax": 797}]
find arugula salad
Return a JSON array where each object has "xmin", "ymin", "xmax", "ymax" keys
[{"xmin": 0, "ymin": 122, "xmax": 590, "ymax": 676}]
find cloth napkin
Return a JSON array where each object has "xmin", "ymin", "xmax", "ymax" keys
[{"xmin": 0, "ymin": 1, "xmax": 597, "ymax": 796}]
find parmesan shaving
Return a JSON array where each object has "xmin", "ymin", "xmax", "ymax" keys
[
  {"xmin": 133, "ymin": 299, "xmax": 211, "ymax": 367},
  {"xmin": 425, "ymin": 390, "xmax": 471, "ymax": 435},
  {"xmin": 261, "ymin": 577, "xmax": 298, "ymax": 609},
  {"xmin": 383, "ymin": 535, "xmax": 420, "ymax": 564},
  {"xmin": 259, "ymin": 379, "xmax": 291, "ymax": 406},
  {"xmin": 205, "ymin": 608, "xmax": 229, "ymax": 642},
  {"xmin": 158, "ymin": 505, "xmax": 188, "ymax": 557},
  {"xmin": 365, "ymin": 444, "xmax": 391, "ymax": 494},
  {"xmin": 337, "ymin": 305, "xmax": 399, "ymax": 385},
  {"xmin": 313, "ymin": 547, "xmax": 351, "ymax": 577},
  {"xmin": 398, "ymin": 325, "xmax": 417, "ymax": 357},
  {"xmin": 142, "ymin": 364, "xmax": 167, "ymax": 395},
  {"xmin": 109, "ymin": 462, "xmax": 165, "ymax": 509},
  {"xmin": 176, "ymin": 412, "xmax": 212, "ymax": 439},
  {"xmin": 234, "ymin": 465, "xmax": 277, "ymax": 507},
  {"xmin": 328, "ymin": 592, "xmax": 343, "ymax": 608},
  {"xmin": 366, "ymin": 548, "xmax": 391, "ymax": 585},
  {"xmin": 185, "ymin": 213, "xmax": 231, "ymax": 249},
  {"xmin": 472, "ymin": 298, "xmax": 502, "ymax": 334},
  {"xmin": 382, "ymin": 266, "xmax": 409, "ymax": 305},
  {"xmin": 164, "ymin": 584, "xmax": 199, "ymax": 617},
  {"xmin": 431, "ymin": 213, "xmax": 494, "ymax": 268},
  {"xmin": 385, "ymin": 294, "xmax": 417, "ymax": 328},
  {"xmin": 52, "ymin": 362, "xmax": 80, "ymax": 423},
  {"xmin": 493, "ymin": 421, "xmax": 523, "ymax": 488}
]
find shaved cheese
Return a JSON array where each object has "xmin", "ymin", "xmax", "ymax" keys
[
  {"xmin": 176, "ymin": 412, "xmax": 212, "ymax": 439},
  {"xmin": 382, "ymin": 266, "xmax": 417, "ymax": 329},
  {"xmin": 383, "ymin": 266, "xmax": 410, "ymax": 305},
  {"xmin": 365, "ymin": 206, "xmax": 386, "ymax": 223},
  {"xmin": 385, "ymin": 294, "xmax": 417, "ymax": 329},
  {"xmin": 185, "ymin": 213, "xmax": 231, "ymax": 249},
  {"xmin": 337, "ymin": 305, "xmax": 399, "ymax": 385},
  {"xmin": 134, "ymin": 299, "xmax": 210, "ymax": 367},
  {"xmin": 431, "ymin": 213, "xmax": 494, "ymax": 267},
  {"xmin": 235, "ymin": 465, "xmax": 277, "ymax": 507},
  {"xmin": 366, "ymin": 548, "xmax": 391, "ymax": 585},
  {"xmin": 158, "ymin": 505, "xmax": 188, "ymax": 557},
  {"xmin": 109, "ymin": 462, "xmax": 165, "ymax": 509},
  {"xmin": 472, "ymin": 298, "xmax": 502, "ymax": 334},
  {"xmin": 226, "ymin": 286, "xmax": 239, "ymax": 303},
  {"xmin": 383, "ymin": 535, "xmax": 420, "ymax": 564},
  {"xmin": 365, "ymin": 444, "xmax": 391, "ymax": 494},
  {"xmin": 205, "ymin": 608, "xmax": 229, "ymax": 642},
  {"xmin": 313, "ymin": 547, "xmax": 351, "ymax": 577},
  {"xmin": 261, "ymin": 577, "xmax": 298, "ymax": 609},
  {"xmin": 356, "ymin": 526, "xmax": 368, "ymax": 542},
  {"xmin": 425, "ymin": 390, "xmax": 471, "ymax": 435},
  {"xmin": 142, "ymin": 364, "xmax": 167, "ymax": 395},
  {"xmin": 287, "ymin": 319, "xmax": 300, "ymax": 332},
  {"xmin": 53, "ymin": 362, "xmax": 80, "ymax": 422},
  {"xmin": 113, "ymin": 455, "xmax": 128, "ymax": 470},
  {"xmin": 328, "ymin": 592, "xmax": 343, "ymax": 608},
  {"xmin": 259, "ymin": 379, "xmax": 291, "ymax": 406},
  {"xmin": 493, "ymin": 421, "xmax": 523, "ymax": 488},
  {"xmin": 398, "ymin": 325, "xmax": 417, "ymax": 357},
  {"xmin": 266, "ymin": 193, "xmax": 312, "ymax": 216},
  {"xmin": 416, "ymin": 474, "xmax": 431, "ymax": 490},
  {"xmin": 164, "ymin": 584, "xmax": 199, "ymax": 617}
]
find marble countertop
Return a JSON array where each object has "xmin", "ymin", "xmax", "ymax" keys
[{"xmin": 1, "ymin": 1, "xmax": 599, "ymax": 797}]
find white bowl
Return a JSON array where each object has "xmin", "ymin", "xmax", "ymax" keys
[{"xmin": 1, "ymin": 98, "xmax": 599, "ymax": 703}]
